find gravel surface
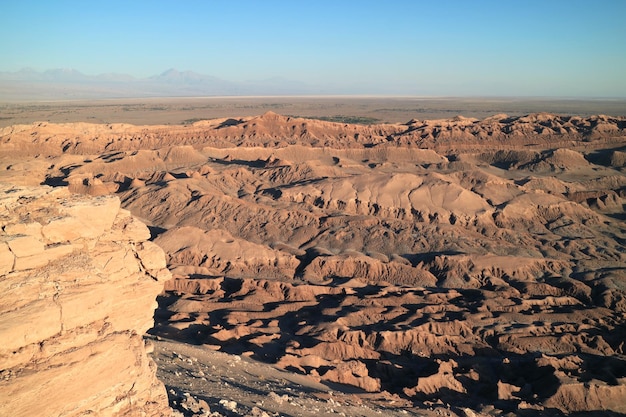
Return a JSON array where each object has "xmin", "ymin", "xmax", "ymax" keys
[{"xmin": 149, "ymin": 337, "xmax": 466, "ymax": 417}]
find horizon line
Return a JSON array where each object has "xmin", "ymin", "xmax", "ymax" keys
[{"xmin": 3, "ymin": 94, "xmax": 626, "ymax": 104}]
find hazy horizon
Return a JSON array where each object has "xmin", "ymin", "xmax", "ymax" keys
[{"xmin": 2, "ymin": 1, "xmax": 626, "ymax": 98}]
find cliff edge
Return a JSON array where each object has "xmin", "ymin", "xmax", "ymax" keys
[{"xmin": 0, "ymin": 184, "xmax": 171, "ymax": 417}]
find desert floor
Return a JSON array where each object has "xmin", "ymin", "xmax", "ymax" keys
[{"xmin": 2, "ymin": 96, "xmax": 625, "ymax": 127}]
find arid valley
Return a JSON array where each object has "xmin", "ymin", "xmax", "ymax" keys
[{"xmin": 2, "ymin": 98, "xmax": 626, "ymax": 417}]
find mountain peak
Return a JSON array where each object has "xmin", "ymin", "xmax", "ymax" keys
[
  {"xmin": 159, "ymin": 68, "xmax": 181, "ymax": 76},
  {"xmin": 0, "ymin": 67, "xmax": 320, "ymax": 99},
  {"xmin": 44, "ymin": 67, "xmax": 84, "ymax": 75}
]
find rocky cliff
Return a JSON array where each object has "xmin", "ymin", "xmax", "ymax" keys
[{"xmin": 0, "ymin": 184, "xmax": 171, "ymax": 417}]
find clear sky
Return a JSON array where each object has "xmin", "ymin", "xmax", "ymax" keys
[{"xmin": 2, "ymin": 0, "xmax": 625, "ymax": 97}]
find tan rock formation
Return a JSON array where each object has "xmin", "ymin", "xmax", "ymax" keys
[
  {"xmin": 0, "ymin": 184, "xmax": 171, "ymax": 417},
  {"xmin": 155, "ymin": 226, "xmax": 299, "ymax": 279}
]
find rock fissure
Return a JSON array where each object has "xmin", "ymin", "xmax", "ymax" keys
[{"xmin": 52, "ymin": 287, "xmax": 64, "ymax": 334}]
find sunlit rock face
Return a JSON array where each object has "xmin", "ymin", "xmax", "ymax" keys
[{"xmin": 0, "ymin": 185, "xmax": 171, "ymax": 417}]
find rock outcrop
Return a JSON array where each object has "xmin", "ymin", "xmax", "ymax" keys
[
  {"xmin": 2, "ymin": 111, "xmax": 626, "ymax": 415},
  {"xmin": 0, "ymin": 184, "xmax": 171, "ymax": 417}
]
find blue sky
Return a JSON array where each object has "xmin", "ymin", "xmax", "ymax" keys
[{"xmin": 2, "ymin": 0, "xmax": 625, "ymax": 97}]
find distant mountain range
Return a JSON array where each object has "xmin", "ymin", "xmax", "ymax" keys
[{"xmin": 0, "ymin": 68, "xmax": 324, "ymax": 101}]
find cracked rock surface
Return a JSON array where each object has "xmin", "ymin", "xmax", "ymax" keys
[{"xmin": 0, "ymin": 185, "xmax": 171, "ymax": 417}]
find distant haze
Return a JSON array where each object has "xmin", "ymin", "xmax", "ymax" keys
[
  {"xmin": 2, "ymin": 1, "xmax": 626, "ymax": 98},
  {"xmin": 0, "ymin": 68, "xmax": 325, "ymax": 101}
]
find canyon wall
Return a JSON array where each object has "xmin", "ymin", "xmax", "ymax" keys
[{"xmin": 0, "ymin": 184, "xmax": 171, "ymax": 417}]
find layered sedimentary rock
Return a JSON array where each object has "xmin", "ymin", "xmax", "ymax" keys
[{"xmin": 0, "ymin": 185, "xmax": 170, "ymax": 417}]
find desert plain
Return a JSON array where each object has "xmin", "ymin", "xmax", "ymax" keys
[{"xmin": 2, "ymin": 97, "xmax": 626, "ymax": 416}]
